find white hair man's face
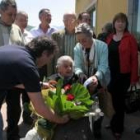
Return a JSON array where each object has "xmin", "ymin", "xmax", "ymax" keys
[
  {"xmin": 63, "ymin": 14, "xmax": 76, "ymax": 33},
  {"xmin": 58, "ymin": 60, "xmax": 73, "ymax": 78},
  {"xmin": 15, "ymin": 14, "xmax": 28, "ymax": 30}
]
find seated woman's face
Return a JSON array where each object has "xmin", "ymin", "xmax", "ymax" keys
[
  {"xmin": 76, "ymin": 33, "xmax": 93, "ymax": 49},
  {"xmin": 58, "ymin": 61, "xmax": 73, "ymax": 77}
]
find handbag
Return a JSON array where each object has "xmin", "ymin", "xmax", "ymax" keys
[
  {"xmin": 125, "ymin": 85, "xmax": 140, "ymax": 113},
  {"xmin": 98, "ymin": 89, "xmax": 115, "ymax": 118}
]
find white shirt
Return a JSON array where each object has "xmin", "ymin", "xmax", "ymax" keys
[
  {"xmin": 30, "ymin": 25, "xmax": 57, "ymax": 38},
  {"xmin": 23, "ymin": 29, "xmax": 33, "ymax": 44}
]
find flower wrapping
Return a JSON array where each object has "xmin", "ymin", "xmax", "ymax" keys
[{"xmin": 29, "ymin": 79, "xmax": 94, "ymax": 139}]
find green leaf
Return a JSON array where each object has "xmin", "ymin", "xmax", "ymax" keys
[{"xmin": 56, "ymin": 79, "xmax": 63, "ymax": 96}]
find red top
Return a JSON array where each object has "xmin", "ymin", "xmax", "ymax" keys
[{"xmin": 106, "ymin": 32, "xmax": 139, "ymax": 84}]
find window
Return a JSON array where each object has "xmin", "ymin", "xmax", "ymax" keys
[
  {"xmin": 88, "ymin": 9, "xmax": 96, "ymax": 29},
  {"xmin": 128, "ymin": 0, "xmax": 140, "ymax": 44}
]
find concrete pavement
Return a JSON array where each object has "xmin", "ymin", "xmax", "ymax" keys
[{"xmin": 1, "ymin": 102, "xmax": 140, "ymax": 140}]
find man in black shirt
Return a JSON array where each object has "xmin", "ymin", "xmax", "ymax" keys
[{"xmin": 0, "ymin": 36, "xmax": 69, "ymax": 140}]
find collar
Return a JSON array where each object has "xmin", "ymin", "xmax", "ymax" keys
[{"xmin": 39, "ymin": 24, "xmax": 50, "ymax": 30}]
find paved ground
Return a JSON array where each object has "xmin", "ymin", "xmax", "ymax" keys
[{"xmin": 1, "ymin": 102, "xmax": 140, "ymax": 140}]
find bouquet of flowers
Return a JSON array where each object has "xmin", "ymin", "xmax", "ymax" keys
[{"xmin": 26, "ymin": 79, "xmax": 94, "ymax": 140}]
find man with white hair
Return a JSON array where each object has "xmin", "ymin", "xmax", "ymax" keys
[
  {"xmin": 15, "ymin": 10, "xmax": 33, "ymax": 44},
  {"xmin": 15, "ymin": 10, "xmax": 34, "ymax": 125},
  {"xmin": 52, "ymin": 12, "xmax": 77, "ymax": 58},
  {"xmin": 51, "ymin": 12, "xmax": 77, "ymax": 75}
]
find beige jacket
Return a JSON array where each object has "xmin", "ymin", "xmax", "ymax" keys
[{"xmin": 0, "ymin": 23, "xmax": 24, "ymax": 47}]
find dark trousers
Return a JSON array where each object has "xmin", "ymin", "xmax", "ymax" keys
[
  {"xmin": 22, "ymin": 90, "xmax": 33, "ymax": 125},
  {"xmin": 108, "ymin": 73, "xmax": 130, "ymax": 134},
  {"xmin": 6, "ymin": 89, "xmax": 21, "ymax": 140},
  {"xmin": 22, "ymin": 90, "xmax": 30, "ymax": 104},
  {"xmin": 0, "ymin": 89, "xmax": 30, "ymax": 140},
  {"xmin": 0, "ymin": 89, "xmax": 29, "ymax": 139}
]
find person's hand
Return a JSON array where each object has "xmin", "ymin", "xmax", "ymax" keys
[
  {"xmin": 40, "ymin": 82, "xmax": 55, "ymax": 89},
  {"xmin": 84, "ymin": 76, "xmax": 98, "ymax": 94},
  {"xmin": 79, "ymin": 73, "xmax": 87, "ymax": 84},
  {"xmin": 91, "ymin": 75, "xmax": 98, "ymax": 85},
  {"xmin": 84, "ymin": 76, "xmax": 98, "ymax": 87}
]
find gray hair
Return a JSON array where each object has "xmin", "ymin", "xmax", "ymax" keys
[
  {"xmin": 56, "ymin": 55, "xmax": 74, "ymax": 68},
  {"xmin": 102, "ymin": 22, "xmax": 113, "ymax": 34},
  {"xmin": 16, "ymin": 10, "xmax": 28, "ymax": 17},
  {"xmin": 63, "ymin": 11, "xmax": 76, "ymax": 21},
  {"xmin": 75, "ymin": 23, "xmax": 93, "ymax": 37},
  {"xmin": 0, "ymin": 0, "xmax": 17, "ymax": 11}
]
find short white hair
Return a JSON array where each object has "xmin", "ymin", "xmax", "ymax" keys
[
  {"xmin": 63, "ymin": 11, "xmax": 76, "ymax": 21},
  {"xmin": 56, "ymin": 55, "xmax": 74, "ymax": 68}
]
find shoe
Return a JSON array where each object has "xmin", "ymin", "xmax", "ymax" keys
[{"xmin": 135, "ymin": 127, "xmax": 140, "ymax": 134}]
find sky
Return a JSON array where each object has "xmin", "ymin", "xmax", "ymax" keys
[{"xmin": 16, "ymin": 0, "xmax": 75, "ymax": 27}]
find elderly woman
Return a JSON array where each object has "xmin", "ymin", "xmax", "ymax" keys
[
  {"xmin": 74, "ymin": 23, "xmax": 110, "ymax": 138},
  {"xmin": 74, "ymin": 23, "xmax": 110, "ymax": 91},
  {"xmin": 47, "ymin": 55, "xmax": 79, "ymax": 85},
  {"xmin": 47, "ymin": 55, "xmax": 93, "ymax": 140}
]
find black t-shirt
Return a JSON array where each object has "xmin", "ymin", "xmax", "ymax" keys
[
  {"xmin": 108, "ymin": 39, "xmax": 121, "ymax": 74},
  {"xmin": 0, "ymin": 45, "xmax": 41, "ymax": 92}
]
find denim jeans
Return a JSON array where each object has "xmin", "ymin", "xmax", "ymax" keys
[{"xmin": 0, "ymin": 111, "xmax": 3, "ymax": 140}]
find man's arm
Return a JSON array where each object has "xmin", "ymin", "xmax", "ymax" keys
[
  {"xmin": 15, "ymin": 82, "xmax": 52, "ymax": 89},
  {"xmin": 27, "ymin": 91, "xmax": 69, "ymax": 124}
]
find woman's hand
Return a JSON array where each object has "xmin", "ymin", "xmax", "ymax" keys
[
  {"xmin": 91, "ymin": 75, "xmax": 98, "ymax": 85},
  {"xmin": 84, "ymin": 75, "xmax": 98, "ymax": 94}
]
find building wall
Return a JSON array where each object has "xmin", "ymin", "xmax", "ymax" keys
[
  {"xmin": 75, "ymin": 0, "xmax": 128, "ymax": 35},
  {"xmin": 75, "ymin": 0, "xmax": 95, "ymax": 15},
  {"xmin": 96, "ymin": 0, "xmax": 128, "ymax": 35}
]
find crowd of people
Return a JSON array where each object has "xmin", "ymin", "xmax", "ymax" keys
[{"xmin": 0, "ymin": 0, "xmax": 139, "ymax": 140}]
